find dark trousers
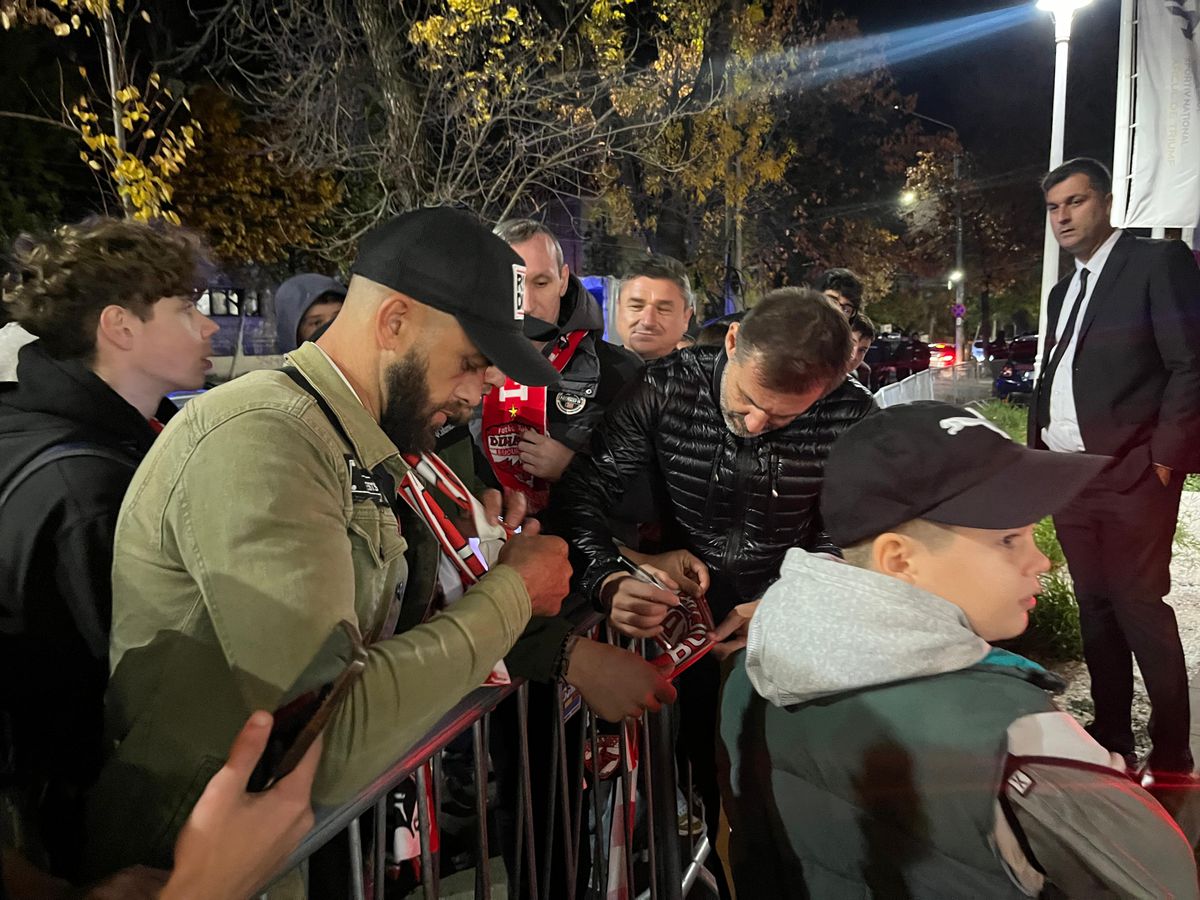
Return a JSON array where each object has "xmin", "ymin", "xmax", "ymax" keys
[
  {"xmin": 675, "ymin": 653, "xmax": 732, "ymax": 900},
  {"xmin": 1053, "ymin": 464, "xmax": 1191, "ymax": 772}
]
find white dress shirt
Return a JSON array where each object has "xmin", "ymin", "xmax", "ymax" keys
[{"xmin": 1041, "ymin": 229, "xmax": 1123, "ymax": 453}]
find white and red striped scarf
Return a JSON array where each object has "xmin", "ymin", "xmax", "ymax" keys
[
  {"xmin": 398, "ymin": 451, "xmax": 501, "ymax": 589},
  {"xmin": 397, "ymin": 451, "xmax": 511, "ymax": 687}
]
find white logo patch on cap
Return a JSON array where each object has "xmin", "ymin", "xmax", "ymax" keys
[
  {"xmin": 512, "ymin": 264, "xmax": 526, "ymax": 321},
  {"xmin": 939, "ymin": 412, "xmax": 1010, "ymax": 440}
]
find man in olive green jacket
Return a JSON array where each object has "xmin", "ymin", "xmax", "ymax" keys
[{"xmin": 83, "ymin": 209, "xmax": 572, "ymax": 880}]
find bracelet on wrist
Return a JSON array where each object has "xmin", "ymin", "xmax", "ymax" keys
[{"xmin": 553, "ymin": 633, "xmax": 581, "ymax": 681}]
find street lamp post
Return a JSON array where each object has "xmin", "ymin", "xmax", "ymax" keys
[
  {"xmin": 1036, "ymin": 0, "xmax": 1093, "ymax": 364},
  {"xmin": 952, "ymin": 154, "xmax": 965, "ymax": 366},
  {"xmin": 896, "ymin": 106, "xmax": 966, "ymax": 365}
]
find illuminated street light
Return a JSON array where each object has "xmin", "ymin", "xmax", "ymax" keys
[
  {"xmin": 900, "ymin": 190, "xmax": 918, "ymax": 206},
  {"xmin": 1035, "ymin": 0, "xmax": 1094, "ymax": 370},
  {"xmin": 948, "ymin": 269, "xmax": 965, "ymax": 283}
]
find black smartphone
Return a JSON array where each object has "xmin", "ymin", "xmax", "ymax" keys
[{"xmin": 248, "ymin": 620, "xmax": 368, "ymax": 792}]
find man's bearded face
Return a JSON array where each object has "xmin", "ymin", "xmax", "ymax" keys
[{"xmin": 380, "ymin": 349, "xmax": 439, "ymax": 453}]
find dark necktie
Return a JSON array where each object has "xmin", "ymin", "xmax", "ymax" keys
[{"xmin": 1036, "ymin": 267, "xmax": 1090, "ymax": 432}]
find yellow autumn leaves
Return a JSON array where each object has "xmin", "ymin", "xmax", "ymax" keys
[{"xmin": 69, "ymin": 81, "xmax": 201, "ymax": 226}]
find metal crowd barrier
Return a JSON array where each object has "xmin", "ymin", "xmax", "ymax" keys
[
  {"xmin": 930, "ymin": 360, "xmax": 995, "ymax": 406},
  {"xmin": 875, "ymin": 362, "xmax": 994, "ymax": 409},
  {"xmin": 874, "ymin": 368, "xmax": 934, "ymax": 408},
  {"xmin": 259, "ymin": 612, "xmax": 719, "ymax": 900}
]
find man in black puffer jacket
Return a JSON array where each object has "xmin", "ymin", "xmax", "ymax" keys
[{"xmin": 551, "ymin": 287, "xmax": 874, "ymax": 896}]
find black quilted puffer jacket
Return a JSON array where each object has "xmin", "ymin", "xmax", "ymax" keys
[{"xmin": 550, "ymin": 345, "xmax": 876, "ymax": 619}]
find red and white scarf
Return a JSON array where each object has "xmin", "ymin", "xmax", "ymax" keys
[{"xmin": 398, "ymin": 451, "xmax": 510, "ymax": 685}]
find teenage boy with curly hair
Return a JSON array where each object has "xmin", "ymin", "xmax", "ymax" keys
[{"xmin": 0, "ymin": 218, "xmax": 217, "ymax": 878}]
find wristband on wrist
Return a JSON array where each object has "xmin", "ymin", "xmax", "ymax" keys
[{"xmin": 553, "ymin": 633, "xmax": 582, "ymax": 681}]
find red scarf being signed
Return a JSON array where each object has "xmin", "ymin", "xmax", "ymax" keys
[{"xmin": 480, "ymin": 329, "xmax": 587, "ymax": 511}]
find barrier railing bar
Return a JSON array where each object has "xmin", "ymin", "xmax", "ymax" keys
[
  {"xmin": 416, "ymin": 760, "xmax": 438, "ymax": 898},
  {"xmin": 554, "ymin": 683, "xmax": 577, "ymax": 900},
  {"xmin": 373, "ymin": 795, "xmax": 387, "ymax": 899},
  {"xmin": 587, "ymin": 711, "xmax": 607, "ymax": 900},
  {"xmin": 540, "ymin": 695, "xmax": 560, "ymax": 898},
  {"xmin": 616, "ymin": 715, "xmax": 636, "ymax": 900},
  {"xmin": 686, "ymin": 759, "xmax": 695, "ymax": 859},
  {"xmin": 348, "ymin": 817, "xmax": 366, "ymax": 900},
  {"xmin": 470, "ymin": 724, "xmax": 489, "ymax": 897},
  {"xmin": 681, "ymin": 837, "xmax": 715, "ymax": 897},
  {"xmin": 646, "ymin": 687, "xmax": 682, "ymax": 900},
  {"xmin": 432, "ymin": 752, "xmax": 445, "ymax": 895},
  {"xmin": 640, "ymin": 706, "xmax": 659, "ymax": 900},
  {"xmin": 570, "ymin": 707, "xmax": 587, "ymax": 900},
  {"xmin": 634, "ymin": 835, "xmax": 713, "ymax": 900},
  {"xmin": 472, "ymin": 718, "xmax": 491, "ymax": 898},
  {"xmin": 514, "ymin": 682, "xmax": 538, "ymax": 900},
  {"xmin": 279, "ymin": 679, "xmax": 524, "ymax": 882}
]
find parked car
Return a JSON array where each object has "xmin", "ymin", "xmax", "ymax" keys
[
  {"xmin": 993, "ymin": 334, "xmax": 1038, "ymax": 402},
  {"xmin": 929, "ymin": 342, "xmax": 957, "ymax": 368},
  {"xmin": 864, "ymin": 334, "xmax": 931, "ymax": 391}
]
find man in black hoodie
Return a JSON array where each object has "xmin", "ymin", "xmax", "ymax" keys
[{"xmin": 0, "ymin": 218, "xmax": 216, "ymax": 878}]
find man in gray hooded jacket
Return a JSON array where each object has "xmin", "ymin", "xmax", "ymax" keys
[
  {"xmin": 273, "ymin": 273, "xmax": 346, "ymax": 354},
  {"xmin": 719, "ymin": 402, "xmax": 1199, "ymax": 899}
]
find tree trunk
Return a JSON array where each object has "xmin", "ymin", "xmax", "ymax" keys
[{"xmin": 352, "ymin": 0, "xmax": 422, "ymax": 208}]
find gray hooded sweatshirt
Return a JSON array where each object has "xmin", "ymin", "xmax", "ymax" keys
[
  {"xmin": 273, "ymin": 274, "xmax": 346, "ymax": 354},
  {"xmin": 745, "ymin": 549, "xmax": 990, "ymax": 707}
]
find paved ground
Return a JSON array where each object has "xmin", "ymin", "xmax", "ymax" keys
[{"xmin": 1050, "ymin": 490, "xmax": 1200, "ymax": 762}]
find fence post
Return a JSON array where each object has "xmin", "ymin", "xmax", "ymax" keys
[{"xmin": 648, "ymin": 705, "xmax": 683, "ymax": 900}]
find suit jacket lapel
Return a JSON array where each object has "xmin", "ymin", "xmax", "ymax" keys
[{"xmin": 1075, "ymin": 231, "xmax": 1133, "ymax": 350}]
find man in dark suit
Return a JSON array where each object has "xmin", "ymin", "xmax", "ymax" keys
[{"xmin": 1029, "ymin": 157, "xmax": 1200, "ymax": 779}]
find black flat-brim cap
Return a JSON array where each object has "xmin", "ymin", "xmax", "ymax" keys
[
  {"xmin": 822, "ymin": 401, "xmax": 1110, "ymax": 546},
  {"xmin": 351, "ymin": 208, "xmax": 561, "ymax": 387}
]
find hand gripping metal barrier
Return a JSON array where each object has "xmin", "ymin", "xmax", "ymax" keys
[{"xmin": 259, "ymin": 610, "xmax": 720, "ymax": 900}]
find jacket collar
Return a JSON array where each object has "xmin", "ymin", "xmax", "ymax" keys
[
  {"xmin": 5, "ymin": 340, "xmax": 162, "ymax": 453},
  {"xmin": 287, "ymin": 342, "xmax": 404, "ymax": 472},
  {"xmin": 709, "ymin": 346, "xmax": 729, "ymax": 401},
  {"xmin": 537, "ymin": 275, "xmax": 604, "ymax": 346},
  {"xmin": 1074, "ymin": 230, "xmax": 1133, "ymax": 349}
]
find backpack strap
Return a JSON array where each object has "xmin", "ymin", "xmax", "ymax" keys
[
  {"xmin": 280, "ymin": 366, "xmax": 404, "ymax": 519},
  {"xmin": 0, "ymin": 442, "xmax": 137, "ymax": 510}
]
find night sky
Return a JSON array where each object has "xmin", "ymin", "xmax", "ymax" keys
[{"xmin": 830, "ymin": 0, "xmax": 1122, "ymax": 180}]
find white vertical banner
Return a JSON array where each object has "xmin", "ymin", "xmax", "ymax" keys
[{"xmin": 1117, "ymin": 0, "xmax": 1200, "ymax": 228}]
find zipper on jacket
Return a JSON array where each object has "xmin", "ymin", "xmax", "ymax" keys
[
  {"xmin": 764, "ymin": 444, "xmax": 781, "ymax": 530},
  {"xmin": 703, "ymin": 437, "xmax": 725, "ymax": 519},
  {"xmin": 722, "ymin": 440, "xmax": 755, "ymax": 573}
]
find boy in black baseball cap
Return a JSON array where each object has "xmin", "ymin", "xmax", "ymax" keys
[{"xmin": 719, "ymin": 402, "xmax": 1198, "ymax": 899}]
